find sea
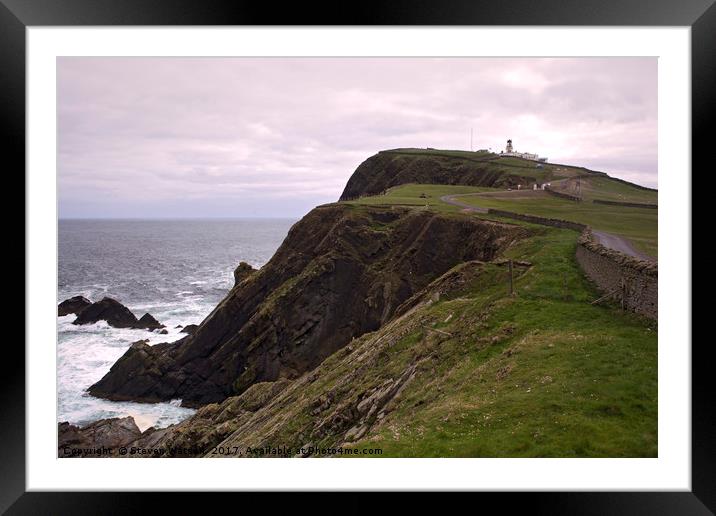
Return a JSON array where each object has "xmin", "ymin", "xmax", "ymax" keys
[{"xmin": 58, "ymin": 218, "xmax": 296, "ymax": 431}]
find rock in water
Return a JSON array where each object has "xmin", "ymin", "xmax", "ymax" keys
[
  {"xmin": 180, "ymin": 324, "xmax": 199, "ymax": 335},
  {"xmin": 72, "ymin": 297, "xmax": 139, "ymax": 329},
  {"xmin": 137, "ymin": 312, "xmax": 165, "ymax": 330},
  {"xmin": 233, "ymin": 261, "xmax": 256, "ymax": 286},
  {"xmin": 58, "ymin": 295, "xmax": 91, "ymax": 316},
  {"xmin": 58, "ymin": 416, "xmax": 142, "ymax": 457}
]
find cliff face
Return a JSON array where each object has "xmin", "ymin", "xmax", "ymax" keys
[
  {"xmin": 89, "ymin": 204, "xmax": 527, "ymax": 407},
  {"xmin": 339, "ymin": 150, "xmax": 531, "ymax": 200}
]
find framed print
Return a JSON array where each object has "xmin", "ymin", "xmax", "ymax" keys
[{"xmin": 3, "ymin": 0, "xmax": 711, "ymax": 513}]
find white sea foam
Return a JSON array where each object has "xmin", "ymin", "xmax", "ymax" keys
[{"xmin": 58, "ymin": 218, "xmax": 294, "ymax": 431}]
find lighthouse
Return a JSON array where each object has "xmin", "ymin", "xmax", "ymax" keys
[{"xmin": 505, "ymin": 139, "xmax": 514, "ymax": 153}]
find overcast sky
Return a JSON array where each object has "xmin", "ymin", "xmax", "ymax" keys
[{"xmin": 58, "ymin": 57, "xmax": 657, "ymax": 219}]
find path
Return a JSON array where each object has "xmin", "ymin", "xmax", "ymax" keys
[
  {"xmin": 591, "ymin": 230, "xmax": 654, "ymax": 262},
  {"xmin": 440, "ymin": 193, "xmax": 655, "ymax": 262},
  {"xmin": 439, "ymin": 194, "xmax": 488, "ymax": 213}
]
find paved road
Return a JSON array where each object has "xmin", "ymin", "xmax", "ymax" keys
[
  {"xmin": 591, "ymin": 230, "xmax": 654, "ymax": 262},
  {"xmin": 440, "ymin": 193, "xmax": 655, "ymax": 262}
]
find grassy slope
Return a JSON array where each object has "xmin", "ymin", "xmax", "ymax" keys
[
  {"xmin": 204, "ymin": 202, "xmax": 657, "ymax": 458},
  {"xmin": 551, "ymin": 175, "xmax": 658, "ymax": 203},
  {"xmin": 173, "ymin": 160, "xmax": 658, "ymax": 458},
  {"xmin": 345, "ymin": 225, "xmax": 656, "ymax": 457},
  {"xmin": 205, "ymin": 218, "xmax": 657, "ymax": 457},
  {"xmin": 328, "ymin": 178, "xmax": 657, "ymax": 456}
]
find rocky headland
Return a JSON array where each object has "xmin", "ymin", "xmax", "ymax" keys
[
  {"xmin": 86, "ymin": 204, "xmax": 527, "ymax": 407},
  {"xmin": 58, "ymin": 149, "xmax": 658, "ymax": 458}
]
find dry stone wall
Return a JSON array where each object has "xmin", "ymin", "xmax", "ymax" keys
[
  {"xmin": 487, "ymin": 209, "xmax": 587, "ymax": 231},
  {"xmin": 544, "ymin": 187, "xmax": 582, "ymax": 202},
  {"xmin": 575, "ymin": 229, "xmax": 657, "ymax": 319},
  {"xmin": 487, "ymin": 208, "xmax": 657, "ymax": 319}
]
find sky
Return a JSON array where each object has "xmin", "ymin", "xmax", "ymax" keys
[{"xmin": 58, "ymin": 57, "xmax": 657, "ymax": 219}]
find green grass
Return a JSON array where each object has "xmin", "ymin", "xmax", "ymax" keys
[
  {"xmin": 208, "ymin": 210, "xmax": 657, "ymax": 458},
  {"xmin": 345, "ymin": 226, "xmax": 657, "ymax": 457},
  {"xmin": 204, "ymin": 169, "xmax": 659, "ymax": 458},
  {"xmin": 343, "ymin": 183, "xmax": 495, "ymax": 213}
]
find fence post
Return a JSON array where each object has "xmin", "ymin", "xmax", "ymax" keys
[
  {"xmin": 621, "ymin": 277, "xmax": 628, "ymax": 311},
  {"xmin": 509, "ymin": 260, "xmax": 515, "ymax": 296}
]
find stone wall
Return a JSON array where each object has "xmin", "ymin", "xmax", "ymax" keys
[
  {"xmin": 487, "ymin": 208, "xmax": 587, "ymax": 231},
  {"xmin": 486, "ymin": 208, "xmax": 657, "ymax": 319},
  {"xmin": 544, "ymin": 187, "xmax": 582, "ymax": 202},
  {"xmin": 575, "ymin": 229, "xmax": 657, "ymax": 319},
  {"xmin": 592, "ymin": 199, "xmax": 658, "ymax": 209}
]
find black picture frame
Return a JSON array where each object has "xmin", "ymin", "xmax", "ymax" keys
[{"xmin": 3, "ymin": 0, "xmax": 709, "ymax": 513}]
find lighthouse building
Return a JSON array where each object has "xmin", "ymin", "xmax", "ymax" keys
[{"xmin": 500, "ymin": 139, "xmax": 547, "ymax": 162}]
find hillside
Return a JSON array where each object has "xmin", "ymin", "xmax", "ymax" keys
[
  {"xmin": 89, "ymin": 204, "xmax": 526, "ymax": 406},
  {"xmin": 66, "ymin": 148, "xmax": 658, "ymax": 458},
  {"xmin": 339, "ymin": 148, "xmax": 607, "ymax": 201},
  {"xmin": 122, "ymin": 220, "xmax": 657, "ymax": 458}
]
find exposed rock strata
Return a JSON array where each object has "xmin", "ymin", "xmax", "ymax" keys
[
  {"xmin": 58, "ymin": 416, "xmax": 142, "ymax": 457},
  {"xmin": 89, "ymin": 204, "xmax": 527, "ymax": 407},
  {"xmin": 233, "ymin": 261, "xmax": 256, "ymax": 286},
  {"xmin": 103, "ymin": 260, "xmax": 503, "ymax": 457},
  {"xmin": 181, "ymin": 324, "xmax": 198, "ymax": 335}
]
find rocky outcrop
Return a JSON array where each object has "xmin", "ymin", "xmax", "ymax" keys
[
  {"xmin": 71, "ymin": 297, "xmax": 164, "ymax": 331},
  {"xmin": 89, "ymin": 204, "xmax": 528, "ymax": 407},
  {"xmin": 58, "ymin": 295, "xmax": 91, "ymax": 316},
  {"xmin": 58, "ymin": 416, "xmax": 142, "ymax": 457},
  {"xmin": 233, "ymin": 262, "xmax": 256, "ymax": 286},
  {"xmin": 339, "ymin": 150, "xmax": 535, "ymax": 200},
  {"xmin": 138, "ymin": 313, "xmax": 165, "ymax": 330},
  {"xmin": 73, "ymin": 297, "xmax": 141, "ymax": 328},
  {"xmin": 180, "ymin": 324, "xmax": 198, "ymax": 335}
]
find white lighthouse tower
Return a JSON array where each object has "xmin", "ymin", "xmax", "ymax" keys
[{"xmin": 505, "ymin": 139, "xmax": 514, "ymax": 153}]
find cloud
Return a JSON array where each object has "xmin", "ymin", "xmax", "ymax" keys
[{"xmin": 58, "ymin": 57, "xmax": 657, "ymax": 218}]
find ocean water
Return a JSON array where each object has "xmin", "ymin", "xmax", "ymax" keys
[{"xmin": 58, "ymin": 218, "xmax": 296, "ymax": 431}]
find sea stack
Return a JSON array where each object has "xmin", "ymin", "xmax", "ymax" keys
[{"xmin": 58, "ymin": 295, "xmax": 92, "ymax": 316}]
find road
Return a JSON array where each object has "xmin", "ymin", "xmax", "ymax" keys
[
  {"xmin": 440, "ymin": 193, "xmax": 655, "ymax": 262},
  {"xmin": 591, "ymin": 230, "xmax": 654, "ymax": 262},
  {"xmin": 439, "ymin": 194, "xmax": 488, "ymax": 213}
]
